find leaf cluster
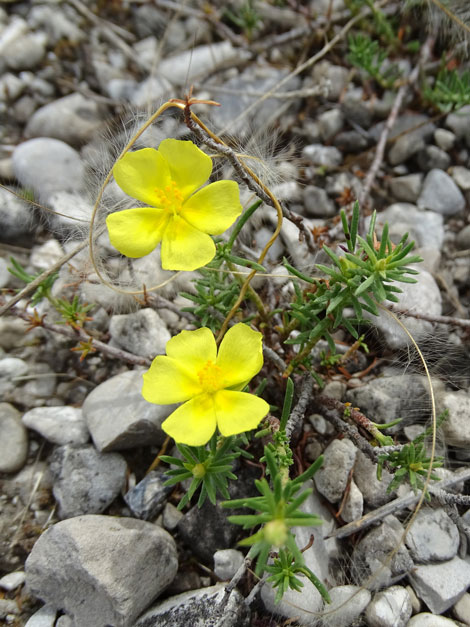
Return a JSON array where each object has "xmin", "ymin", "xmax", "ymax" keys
[
  {"xmin": 54, "ymin": 295, "xmax": 94, "ymax": 329},
  {"xmin": 8, "ymin": 257, "xmax": 58, "ymax": 306},
  {"xmin": 160, "ymin": 434, "xmax": 251, "ymax": 509},
  {"xmin": 423, "ymin": 68, "xmax": 470, "ymax": 112},
  {"xmin": 348, "ymin": 34, "xmax": 402, "ymax": 88},
  {"xmin": 377, "ymin": 411, "xmax": 448, "ymax": 497}
]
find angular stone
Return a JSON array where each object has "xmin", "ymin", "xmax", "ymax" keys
[
  {"xmin": 365, "ymin": 585, "xmax": 412, "ymax": 627},
  {"xmin": 353, "ymin": 450, "xmax": 394, "ymax": 508},
  {"xmin": 409, "ymin": 557, "xmax": 470, "ymax": 614},
  {"xmin": 408, "ymin": 614, "xmax": 457, "ymax": 626},
  {"xmin": 109, "ymin": 309, "xmax": 170, "ymax": 359},
  {"xmin": 452, "ymin": 592, "xmax": 470, "ymax": 625},
  {"xmin": 24, "ymin": 604, "xmax": 57, "ymax": 627},
  {"xmin": 418, "ymin": 169, "xmax": 465, "ymax": 216},
  {"xmin": 450, "ymin": 165, "xmax": 470, "ymax": 191},
  {"xmin": 50, "ymin": 444, "xmax": 127, "ymax": 518},
  {"xmin": 82, "ymin": 369, "xmax": 174, "ymax": 452},
  {"xmin": 22, "ymin": 406, "xmax": 89, "ymax": 445},
  {"xmin": 124, "ymin": 471, "xmax": 172, "ymax": 521},
  {"xmin": 341, "ymin": 478, "xmax": 363, "ymax": 523},
  {"xmin": 303, "ymin": 185, "xmax": 336, "ymax": 217},
  {"xmin": 135, "ymin": 584, "xmax": 250, "ymax": 627},
  {"xmin": 0, "ymin": 402, "xmax": 28, "ymax": 473},
  {"xmin": 25, "ymin": 515, "xmax": 178, "ymax": 627},
  {"xmin": 437, "ymin": 391, "xmax": 470, "ymax": 448},
  {"xmin": 322, "ymin": 585, "xmax": 371, "ymax": 627},
  {"xmin": 406, "ymin": 508, "xmax": 459, "ymax": 563},
  {"xmin": 388, "ymin": 174, "xmax": 423, "ymax": 202},
  {"xmin": 314, "ymin": 438, "xmax": 356, "ymax": 503}
]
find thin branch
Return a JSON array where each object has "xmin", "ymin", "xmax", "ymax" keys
[
  {"xmin": 388, "ymin": 305, "xmax": 470, "ymax": 328},
  {"xmin": 286, "ymin": 374, "xmax": 314, "ymax": 440},
  {"xmin": 326, "ymin": 467, "xmax": 470, "ymax": 540},
  {"xmin": 263, "ymin": 346, "xmax": 287, "ymax": 372}
]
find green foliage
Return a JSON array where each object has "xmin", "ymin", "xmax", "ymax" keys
[
  {"xmin": 54, "ymin": 295, "xmax": 94, "ymax": 329},
  {"xmin": 224, "ymin": 0, "xmax": 260, "ymax": 39},
  {"xmin": 160, "ymin": 433, "xmax": 251, "ymax": 510},
  {"xmin": 348, "ymin": 34, "xmax": 402, "ymax": 88},
  {"xmin": 423, "ymin": 68, "xmax": 470, "ymax": 112},
  {"xmin": 377, "ymin": 411, "xmax": 448, "ymax": 497},
  {"xmin": 8, "ymin": 257, "xmax": 58, "ymax": 306},
  {"xmin": 223, "ymin": 447, "xmax": 329, "ymax": 600},
  {"xmin": 265, "ymin": 548, "xmax": 329, "ymax": 604}
]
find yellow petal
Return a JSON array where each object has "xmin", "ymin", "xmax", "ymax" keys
[
  {"xmin": 214, "ymin": 390, "xmax": 269, "ymax": 437},
  {"xmin": 106, "ymin": 207, "xmax": 169, "ymax": 258},
  {"xmin": 158, "ymin": 139, "xmax": 212, "ymax": 200},
  {"xmin": 113, "ymin": 148, "xmax": 171, "ymax": 206},
  {"xmin": 181, "ymin": 181, "xmax": 242, "ymax": 234},
  {"xmin": 161, "ymin": 394, "xmax": 217, "ymax": 446},
  {"xmin": 216, "ymin": 323, "xmax": 264, "ymax": 388},
  {"xmin": 165, "ymin": 327, "xmax": 217, "ymax": 374},
  {"xmin": 161, "ymin": 216, "xmax": 216, "ymax": 271},
  {"xmin": 142, "ymin": 356, "xmax": 202, "ymax": 404}
]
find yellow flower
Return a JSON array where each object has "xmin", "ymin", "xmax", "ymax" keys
[
  {"xmin": 142, "ymin": 323, "xmax": 270, "ymax": 446},
  {"xmin": 106, "ymin": 139, "xmax": 242, "ymax": 271}
]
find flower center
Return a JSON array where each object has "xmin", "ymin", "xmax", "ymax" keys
[
  {"xmin": 197, "ymin": 360, "xmax": 222, "ymax": 394},
  {"xmin": 155, "ymin": 180, "xmax": 184, "ymax": 216}
]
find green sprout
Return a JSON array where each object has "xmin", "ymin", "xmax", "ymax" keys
[
  {"xmin": 8, "ymin": 257, "xmax": 58, "ymax": 306},
  {"xmin": 348, "ymin": 34, "xmax": 402, "ymax": 88},
  {"xmin": 423, "ymin": 68, "xmax": 470, "ymax": 112}
]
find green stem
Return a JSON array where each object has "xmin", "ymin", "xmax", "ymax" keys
[
  {"xmin": 283, "ymin": 333, "xmax": 323, "ymax": 377},
  {"xmin": 226, "ymin": 260, "xmax": 266, "ymax": 317}
]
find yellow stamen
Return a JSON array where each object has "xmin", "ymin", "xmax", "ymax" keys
[
  {"xmin": 197, "ymin": 360, "xmax": 222, "ymax": 394},
  {"xmin": 155, "ymin": 180, "xmax": 184, "ymax": 216}
]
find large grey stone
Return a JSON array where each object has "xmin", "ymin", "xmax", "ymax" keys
[
  {"xmin": 22, "ymin": 406, "xmax": 89, "ymax": 445},
  {"xmin": 12, "ymin": 138, "xmax": 85, "ymax": 202},
  {"xmin": 353, "ymin": 515, "xmax": 414, "ymax": 589},
  {"xmin": 322, "ymin": 585, "xmax": 371, "ymax": 627},
  {"xmin": 353, "ymin": 450, "xmax": 394, "ymax": 508},
  {"xmin": 25, "ymin": 515, "xmax": 178, "ymax": 627},
  {"xmin": 109, "ymin": 309, "xmax": 170, "ymax": 359},
  {"xmin": 0, "ymin": 186, "xmax": 36, "ymax": 242},
  {"xmin": 418, "ymin": 169, "xmax": 466, "ymax": 215},
  {"xmin": 0, "ymin": 402, "xmax": 28, "ymax": 473},
  {"xmin": 50, "ymin": 444, "xmax": 127, "ymax": 518},
  {"xmin": 135, "ymin": 584, "xmax": 250, "ymax": 627},
  {"xmin": 407, "ymin": 614, "xmax": 457, "ymax": 626},
  {"xmin": 372, "ymin": 203, "xmax": 444, "ymax": 250},
  {"xmin": 82, "ymin": 369, "xmax": 174, "ymax": 452},
  {"xmin": 365, "ymin": 585, "xmax": 412, "ymax": 627},
  {"xmin": 24, "ymin": 605, "xmax": 57, "ymax": 627},
  {"xmin": 437, "ymin": 390, "xmax": 470, "ymax": 449},
  {"xmin": 25, "ymin": 94, "xmax": 105, "ymax": 146},
  {"xmin": 388, "ymin": 174, "xmax": 423, "ymax": 203},
  {"xmin": 408, "ymin": 556, "xmax": 470, "ymax": 614},
  {"xmin": 406, "ymin": 508, "xmax": 459, "ymax": 563},
  {"xmin": 313, "ymin": 438, "xmax": 356, "ymax": 503}
]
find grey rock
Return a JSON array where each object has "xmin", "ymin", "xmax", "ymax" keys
[
  {"xmin": 317, "ymin": 108, "xmax": 344, "ymax": 141},
  {"xmin": 25, "ymin": 515, "xmax": 178, "ymax": 627},
  {"xmin": 389, "ymin": 134, "xmax": 425, "ymax": 165},
  {"xmin": 131, "ymin": 76, "xmax": 172, "ymax": 108},
  {"xmin": 0, "ymin": 403, "xmax": 28, "ymax": 473},
  {"xmin": 325, "ymin": 172, "xmax": 362, "ymax": 198},
  {"xmin": 450, "ymin": 165, "xmax": 470, "ymax": 190},
  {"xmin": 322, "ymin": 380, "xmax": 347, "ymax": 402},
  {"xmin": 341, "ymin": 90, "xmax": 373, "ymax": 128},
  {"xmin": 434, "ymin": 128, "xmax": 456, "ymax": 151},
  {"xmin": 446, "ymin": 105, "xmax": 470, "ymax": 144},
  {"xmin": 0, "ymin": 185, "xmax": 36, "ymax": 242},
  {"xmin": 0, "ymin": 356, "xmax": 28, "ymax": 379},
  {"xmin": 21, "ymin": 362, "xmax": 57, "ymax": 401},
  {"xmin": 24, "ymin": 605, "xmax": 57, "ymax": 627},
  {"xmin": 388, "ymin": 174, "xmax": 423, "ymax": 202},
  {"xmin": 373, "ymin": 203, "xmax": 444, "ymax": 249},
  {"xmin": 213, "ymin": 549, "xmax": 244, "ymax": 580},
  {"xmin": 25, "ymin": 94, "xmax": 105, "ymax": 146},
  {"xmin": 12, "ymin": 138, "xmax": 85, "ymax": 203},
  {"xmin": 0, "ymin": 72, "xmax": 24, "ymax": 101},
  {"xmin": 406, "ymin": 508, "xmax": 459, "ymax": 563},
  {"xmin": 135, "ymin": 583, "xmax": 250, "ymax": 627},
  {"xmin": 0, "ymin": 598, "xmax": 19, "ymax": 619},
  {"xmin": 333, "ymin": 130, "xmax": 370, "ymax": 153},
  {"xmin": 254, "ymin": 226, "xmax": 284, "ymax": 261},
  {"xmin": 109, "ymin": 309, "xmax": 170, "ymax": 359},
  {"xmin": 341, "ymin": 478, "xmax": 363, "ymax": 523},
  {"xmin": 371, "ymin": 114, "xmax": 435, "ymax": 164},
  {"xmin": 453, "ymin": 592, "xmax": 470, "ymax": 625},
  {"xmin": 365, "ymin": 585, "xmax": 412, "ymax": 627},
  {"xmin": 322, "ymin": 585, "xmax": 371, "ymax": 627},
  {"xmin": 416, "ymin": 145, "xmax": 451, "ymax": 171},
  {"xmin": 0, "ymin": 258, "xmax": 10, "ymax": 289},
  {"xmin": 132, "ymin": 5, "xmax": 167, "ymax": 39},
  {"xmin": 303, "ymin": 185, "xmax": 336, "ymax": 217},
  {"xmin": 0, "ymin": 18, "xmax": 46, "ymax": 72},
  {"xmin": 312, "ymin": 61, "xmax": 349, "ymax": 100},
  {"xmin": 436, "ymin": 391, "xmax": 470, "ymax": 448},
  {"xmin": 303, "ymin": 144, "xmax": 342, "ymax": 167},
  {"xmin": 314, "ymin": 438, "xmax": 356, "ymax": 503},
  {"xmin": 0, "ymin": 571, "xmax": 25, "ymax": 591},
  {"xmin": 418, "ymin": 169, "xmax": 466, "ymax": 215},
  {"xmin": 30, "ymin": 239, "xmax": 64, "ymax": 271},
  {"xmin": 162, "ymin": 503, "xmax": 183, "ymax": 531},
  {"xmin": 353, "ymin": 515, "xmax": 414, "ymax": 589},
  {"xmin": 29, "ymin": 5, "xmax": 84, "ymax": 44},
  {"xmin": 50, "ymin": 444, "xmax": 127, "ymax": 518},
  {"xmin": 408, "ymin": 556, "xmax": 470, "ymax": 614},
  {"xmin": 366, "ymin": 269, "xmax": 442, "ymax": 349},
  {"xmin": 353, "ymin": 450, "xmax": 394, "ymax": 508},
  {"xmin": 22, "ymin": 406, "xmax": 89, "ymax": 445},
  {"xmin": 124, "ymin": 471, "xmax": 172, "ymax": 520},
  {"xmin": 82, "ymin": 369, "xmax": 174, "ymax": 452},
  {"xmin": 347, "ymin": 375, "xmax": 431, "ymax": 429},
  {"xmin": 55, "ymin": 615, "xmax": 73, "ymax": 627},
  {"xmin": 408, "ymin": 614, "xmax": 458, "ymax": 626},
  {"xmin": 106, "ymin": 78, "xmax": 138, "ymax": 102},
  {"xmin": 159, "ymin": 42, "xmax": 242, "ymax": 86},
  {"xmin": 46, "ymin": 191, "xmax": 93, "ymax": 234}
]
